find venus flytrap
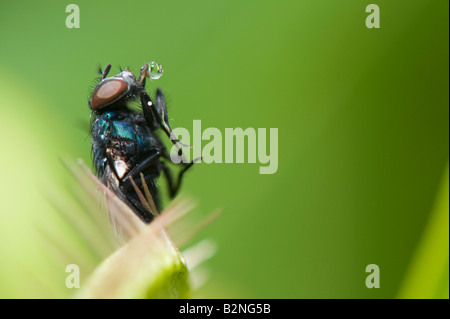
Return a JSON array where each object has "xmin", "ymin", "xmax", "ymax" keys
[
  {"xmin": 45, "ymin": 159, "xmax": 215, "ymax": 299},
  {"xmin": 75, "ymin": 213, "xmax": 190, "ymax": 299}
]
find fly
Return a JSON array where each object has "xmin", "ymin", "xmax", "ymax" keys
[{"xmin": 89, "ymin": 62, "xmax": 195, "ymax": 223}]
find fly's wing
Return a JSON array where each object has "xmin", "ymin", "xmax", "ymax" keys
[{"xmin": 92, "ymin": 165, "xmax": 146, "ymax": 243}]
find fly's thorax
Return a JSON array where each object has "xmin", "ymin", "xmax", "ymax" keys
[{"xmin": 91, "ymin": 109, "xmax": 165, "ymax": 179}]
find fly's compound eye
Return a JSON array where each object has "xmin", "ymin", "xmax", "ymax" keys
[{"xmin": 89, "ymin": 79, "xmax": 129, "ymax": 110}]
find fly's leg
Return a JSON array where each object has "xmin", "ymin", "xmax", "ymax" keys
[
  {"xmin": 159, "ymin": 160, "xmax": 196, "ymax": 198},
  {"xmin": 138, "ymin": 87, "xmax": 188, "ymax": 153},
  {"xmin": 138, "ymin": 64, "xmax": 191, "ymax": 154},
  {"xmin": 119, "ymin": 151, "xmax": 162, "ymax": 209},
  {"xmin": 159, "ymin": 149, "xmax": 200, "ymax": 197},
  {"xmin": 136, "ymin": 63, "xmax": 198, "ymax": 197},
  {"xmin": 121, "ymin": 150, "xmax": 161, "ymax": 184}
]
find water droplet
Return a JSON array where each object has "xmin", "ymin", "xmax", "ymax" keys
[{"xmin": 148, "ymin": 61, "xmax": 163, "ymax": 80}]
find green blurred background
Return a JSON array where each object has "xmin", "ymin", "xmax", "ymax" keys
[{"xmin": 0, "ymin": 0, "xmax": 448, "ymax": 298}]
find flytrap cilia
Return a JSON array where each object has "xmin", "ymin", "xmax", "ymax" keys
[{"xmin": 89, "ymin": 62, "xmax": 196, "ymax": 223}]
